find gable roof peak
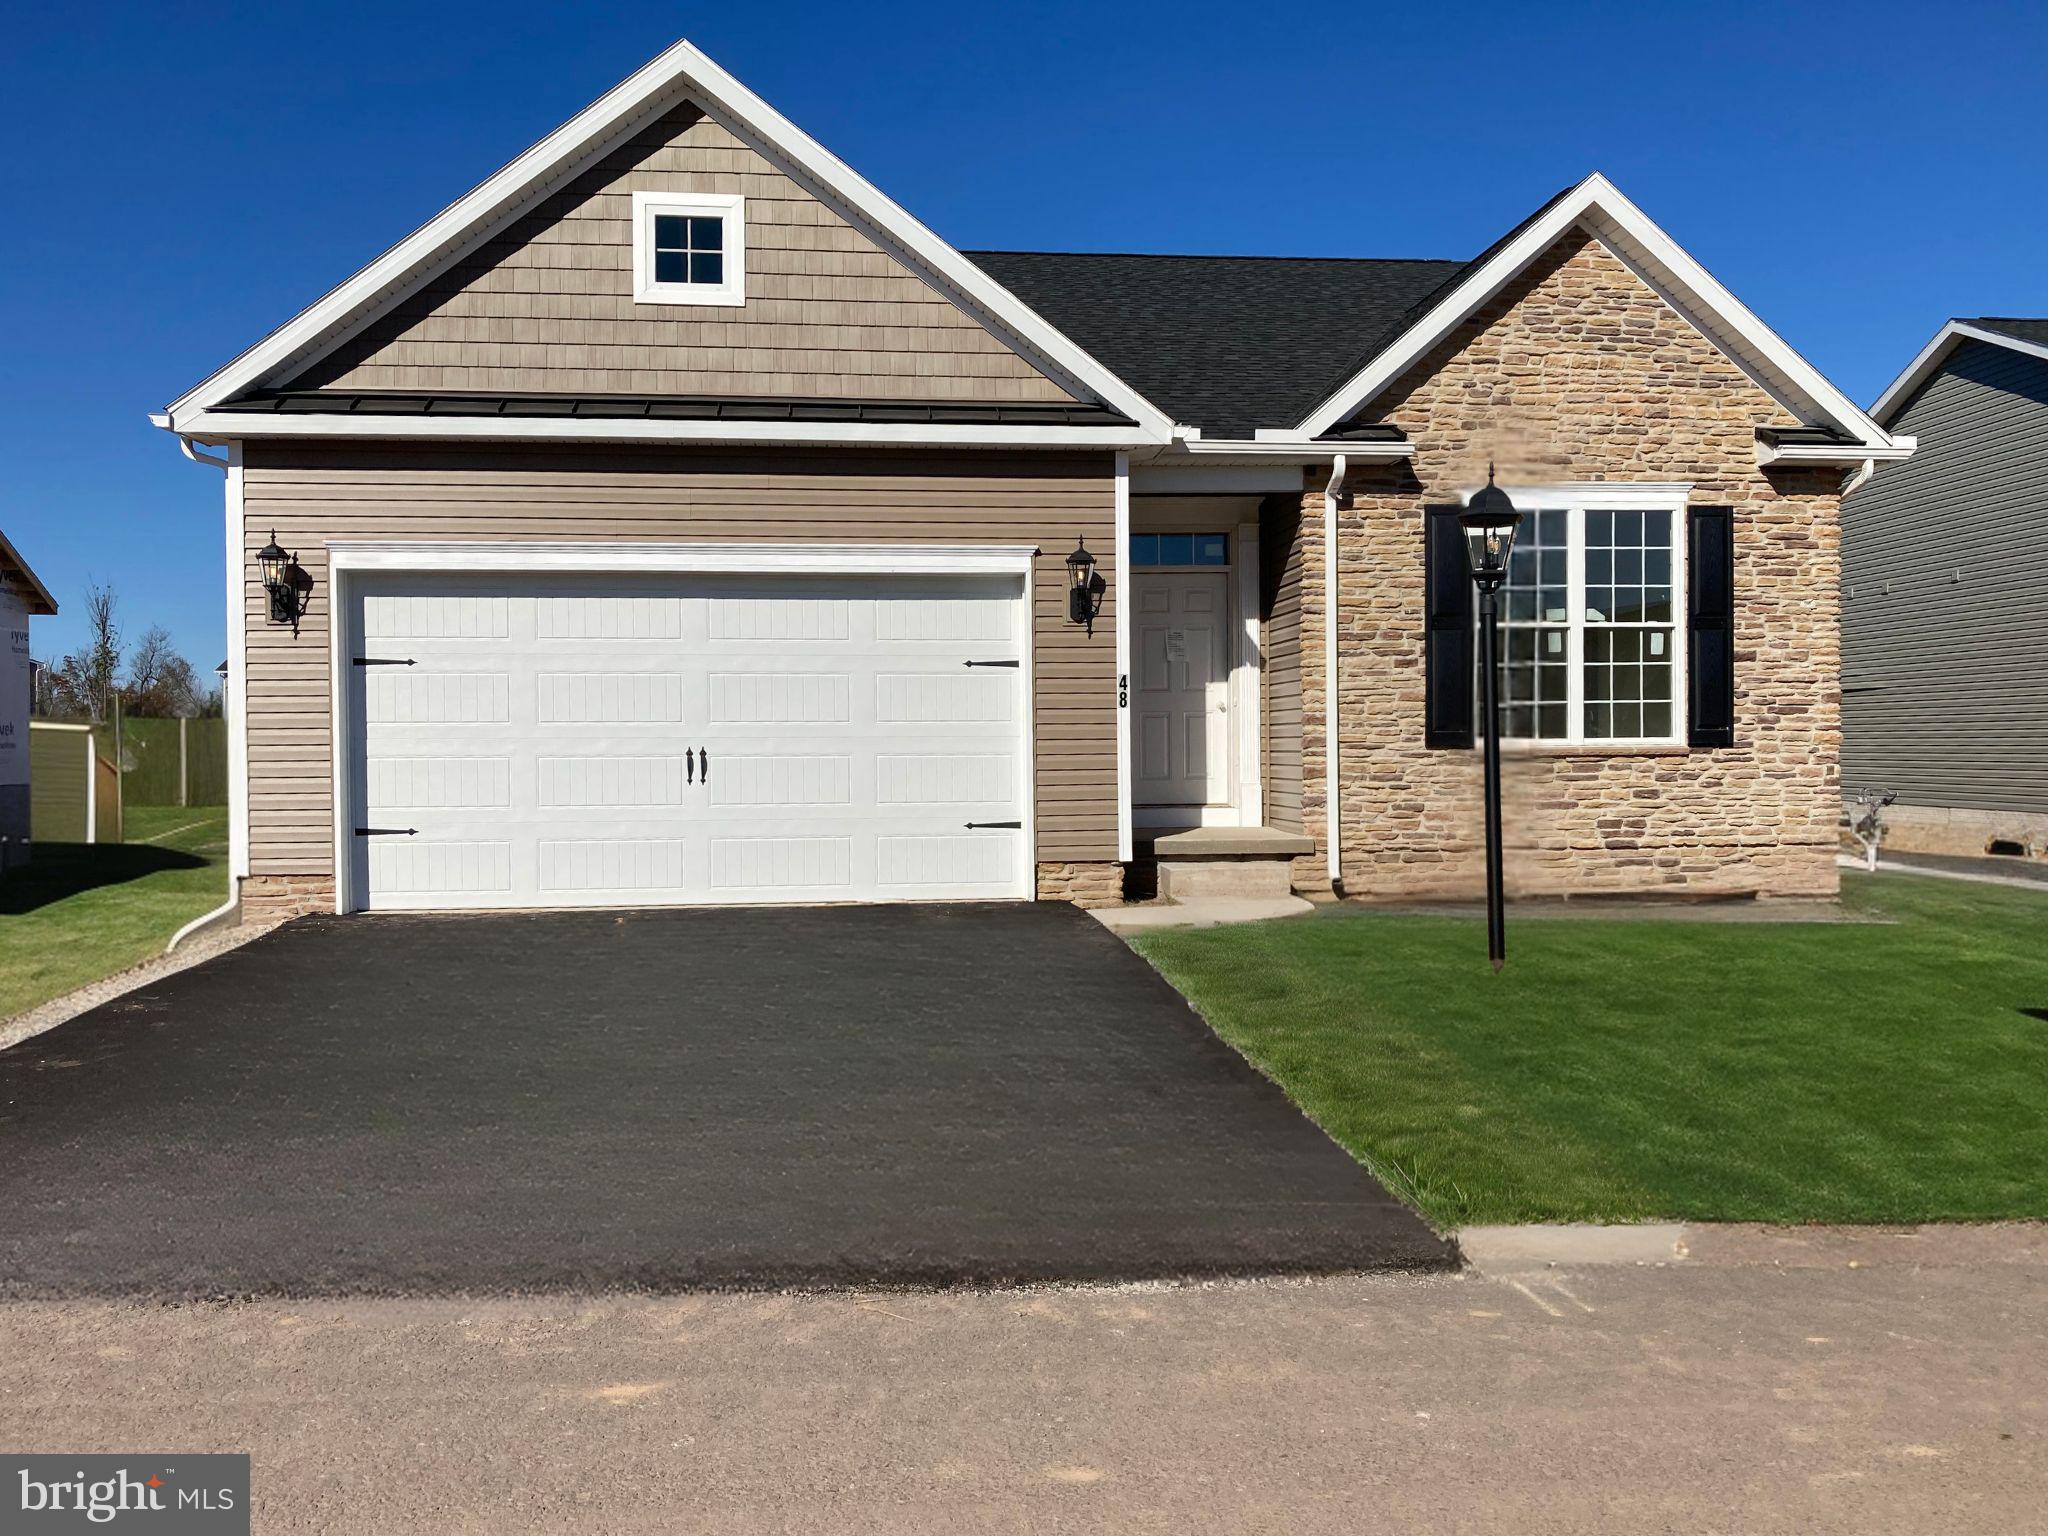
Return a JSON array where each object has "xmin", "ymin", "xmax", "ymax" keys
[
  {"xmin": 163, "ymin": 37, "xmax": 1174, "ymax": 442},
  {"xmin": 1296, "ymin": 170, "xmax": 1900, "ymax": 456},
  {"xmin": 1871, "ymin": 317, "xmax": 2048, "ymax": 425}
]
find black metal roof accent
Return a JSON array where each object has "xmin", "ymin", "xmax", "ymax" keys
[
  {"xmin": 1316, "ymin": 422, "xmax": 1409, "ymax": 444},
  {"xmin": 966, "ymin": 250, "xmax": 1465, "ymax": 441},
  {"xmin": 1757, "ymin": 425, "xmax": 1860, "ymax": 448},
  {"xmin": 215, "ymin": 390, "xmax": 1137, "ymax": 429}
]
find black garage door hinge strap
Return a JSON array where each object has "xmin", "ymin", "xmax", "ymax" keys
[
  {"xmin": 354, "ymin": 827, "xmax": 418, "ymax": 836},
  {"xmin": 962, "ymin": 659, "xmax": 1019, "ymax": 668},
  {"xmin": 963, "ymin": 821, "xmax": 1022, "ymax": 830},
  {"xmin": 352, "ymin": 657, "xmax": 416, "ymax": 666}
]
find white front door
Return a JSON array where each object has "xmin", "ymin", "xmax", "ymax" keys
[
  {"xmin": 1131, "ymin": 570, "xmax": 1231, "ymax": 807},
  {"xmin": 343, "ymin": 571, "xmax": 1030, "ymax": 911}
]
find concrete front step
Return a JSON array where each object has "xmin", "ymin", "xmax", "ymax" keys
[
  {"xmin": 1144, "ymin": 825, "xmax": 1315, "ymax": 901},
  {"xmin": 1156, "ymin": 858, "xmax": 1296, "ymax": 900}
]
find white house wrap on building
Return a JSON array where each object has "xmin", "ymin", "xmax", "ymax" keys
[{"xmin": 0, "ymin": 531, "xmax": 59, "ymax": 871}]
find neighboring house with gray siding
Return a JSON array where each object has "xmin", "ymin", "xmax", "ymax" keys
[
  {"xmin": 155, "ymin": 38, "xmax": 1905, "ymax": 920},
  {"xmin": 1846, "ymin": 320, "xmax": 2048, "ymax": 861}
]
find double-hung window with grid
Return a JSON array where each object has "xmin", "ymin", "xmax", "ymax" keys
[{"xmin": 1489, "ymin": 489, "xmax": 1688, "ymax": 745}]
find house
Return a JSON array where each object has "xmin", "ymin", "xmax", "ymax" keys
[
  {"xmin": 0, "ymin": 531, "xmax": 58, "ymax": 870},
  {"xmin": 154, "ymin": 39, "xmax": 1907, "ymax": 919},
  {"xmin": 1844, "ymin": 319, "xmax": 2048, "ymax": 861}
]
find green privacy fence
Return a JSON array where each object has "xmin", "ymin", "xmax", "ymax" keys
[{"xmin": 93, "ymin": 717, "xmax": 229, "ymax": 807}]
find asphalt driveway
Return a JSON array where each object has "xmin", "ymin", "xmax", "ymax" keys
[{"xmin": 0, "ymin": 903, "xmax": 1451, "ymax": 1297}]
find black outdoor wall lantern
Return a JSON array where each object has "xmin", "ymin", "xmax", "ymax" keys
[
  {"xmin": 1458, "ymin": 467, "xmax": 1523, "ymax": 972},
  {"xmin": 257, "ymin": 530, "xmax": 314, "ymax": 636},
  {"xmin": 1065, "ymin": 536, "xmax": 1106, "ymax": 635}
]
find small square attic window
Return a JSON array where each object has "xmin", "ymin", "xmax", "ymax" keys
[{"xmin": 632, "ymin": 191, "xmax": 745, "ymax": 306}]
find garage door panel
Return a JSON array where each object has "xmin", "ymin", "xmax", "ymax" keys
[
  {"xmin": 365, "ymin": 669, "xmax": 511, "ymax": 724},
  {"xmin": 537, "ymin": 671, "xmax": 687, "ymax": 725},
  {"xmin": 347, "ymin": 570, "xmax": 1028, "ymax": 911},
  {"xmin": 367, "ymin": 755, "xmax": 513, "ymax": 811},
  {"xmin": 368, "ymin": 837, "xmax": 514, "ymax": 902}
]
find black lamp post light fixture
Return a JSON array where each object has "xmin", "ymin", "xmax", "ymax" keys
[
  {"xmin": 257, "ymin": 531, "xmax": 314, "ymax": 636},
  {"xmin": 1065, "ymin": 536, "xmax": 1106, "ymax": 635},
  {"xmin": 1459, "ymin": 466, "xmax": 1523, "ymax": 972}
]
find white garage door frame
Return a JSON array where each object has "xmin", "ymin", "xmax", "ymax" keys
[{"xmin": 326, "ymin": 541, "xmax": 1040, "ymax": 915}]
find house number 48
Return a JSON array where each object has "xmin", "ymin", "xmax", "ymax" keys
[{"xmin": 1118, "ymin": 673, "xmax": 1128, "ymax": 708}]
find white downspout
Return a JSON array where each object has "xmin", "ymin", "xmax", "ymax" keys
[
  {"xmin": 180, "ymin": 438, "xmax": 230, "ymax": 472},
  {"xmin": 166, "ymin": 435, "xmax": 242, "ymax": 952},
  {"xmin": 1843, "ymin": 456, "xmax": 1878, "ymax": 496},
  {"xmin": 1323, "ymin": 453, "xmax": 1346, "ymax": 890}
]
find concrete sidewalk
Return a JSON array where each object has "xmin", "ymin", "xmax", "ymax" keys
[{"xmin": 2, "ymin": 1225, "xmax": 2038, "ymax": 1533}]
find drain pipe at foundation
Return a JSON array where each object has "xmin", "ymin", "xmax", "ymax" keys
[{"xmin": 1323, "ymin": 453, "xmax": 1346, "ymax": 891}]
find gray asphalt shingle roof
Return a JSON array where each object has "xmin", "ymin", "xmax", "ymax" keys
[
  {"xmin": 966, "ymin": 250, "xmax": 1467, "ymax": 440},
  {"xmin": 1971, "ymin": 318, "xmax": 2048, "ymax": 348}
]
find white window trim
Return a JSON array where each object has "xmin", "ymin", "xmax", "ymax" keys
[
  {"xmin": 632, "ymin": 190, "xmax": 745, "ymax": 307},
  {"xmin": 1463, "ymin": 483, "xmax": 1691, "ymax": 750}
]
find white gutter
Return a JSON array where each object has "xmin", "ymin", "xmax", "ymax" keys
[
  {"xmin": 179, "ymin": 437, "xmax": 230, "ymax": 471},
  {"xmin": 165, "ymin": 410, "xmax": 1160, "ymax": 451},
  {"xmin": 1755, "ymin": 437, "xmax": 1914, "ymax": 468},
  {"xmin": 1323, "ymin": 454, "xmax": 1346, "ymax": 889}
]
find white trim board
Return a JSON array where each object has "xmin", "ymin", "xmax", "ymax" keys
[
  {"xmin": 176, "ymin": 411, "xmax": 1158, "ymax": 451},
  {"xmin": 163, "ymin": 39, "xmax": 1174, "ymax": 443},
  {"xmin": 1870, "ymin": 320, "xmax": 2048, "ymax": 426},
  {"xmin": 1113, "ymin": 453, "xmax": 1133, "ymax": 862},
  {"xmin": 1293, "ymin": 172, "xmax": 1901, "ymax": 457},
  {"xmin": 323, "ymin": 540, "xmax": 1040, "ymax": 577}
]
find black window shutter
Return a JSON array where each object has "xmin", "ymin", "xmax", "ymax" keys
[
  {"xmin": 1687, "ymin": 506, "xmax": 1735, "ymax": 747},
  {"xmin": 1424, "ymin": 506, "xmax": 1475, "ymax": 748}
]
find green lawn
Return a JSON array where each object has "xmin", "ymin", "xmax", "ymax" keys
[
  {"xmin": 1133, "ymin": 873, "xmax": 2048, "ymax": 1228},
  {"xmin": 0, "ymin": 806, "xmax": 230, "ymax": 1021}
]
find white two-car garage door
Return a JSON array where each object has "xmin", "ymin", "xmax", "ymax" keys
[{"xmin": 342, "ymin": 571, "xmax": 1030, "ymax": 911}]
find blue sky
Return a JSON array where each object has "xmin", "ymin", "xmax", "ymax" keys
[{"xmin": 5, "ymin": 0, "xmax": 2044, "ymax": 667}]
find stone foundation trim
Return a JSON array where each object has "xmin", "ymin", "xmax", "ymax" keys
[
  {"xmin": 239, "ymin": 875, "xmax": 337, "ymax": 921},
  {"xmin": 1036, "ymin": 861, "xmax": 1124, "ymax": 908}
]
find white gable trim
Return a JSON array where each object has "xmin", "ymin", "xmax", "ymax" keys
[
  {"xmin": 1871, "ymin": 320, "xmax": 2048, "ymax": 426},
  {"xmin": 164, "ymin": 39, "xmax": 1175, "ymax": 442},
  {"xmin": 1294, "ymin": 173, "xmax": 1899, "ymax": 455}
]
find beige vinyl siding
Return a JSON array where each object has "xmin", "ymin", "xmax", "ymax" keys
[
  {"xmin": 239, "ymin": 443, "xmax": 1117, "ymax": 880},
  {"xmin": 287, "ymin": 103, "xmax": 1077, "ymax": 404},
  {"xmin": 1259, "ymin": 498, "xmax": 1304, "ymax": 832}
]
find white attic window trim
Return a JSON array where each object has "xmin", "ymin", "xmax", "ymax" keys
[{"xmin": 632, "ymin": 190, "xmax": 745, "ymax": 306}]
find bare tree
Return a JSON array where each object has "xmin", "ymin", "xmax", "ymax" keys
[
  {"xmin": 48, "ymin": 581, "xmax": 125, "ymax": 722},
  {"xmin": 126, "ymin": 624, "xmax": 176, "ymax": 699}
]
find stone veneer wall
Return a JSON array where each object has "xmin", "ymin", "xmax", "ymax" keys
[
  {"xmin": 1292, "ymin": 231, "xmax": 1845, "ymax": 901},
  {"xmin": 240, "ymin": 874, "xmax": 337, "ymax": 921},
  {"xmin": 1035, "ymin": 861, "xmax": 1124, "ymax": 908}
]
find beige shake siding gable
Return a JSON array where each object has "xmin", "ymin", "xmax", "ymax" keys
[{"xmin": 287, "ymin": 101, "xmax": 1083, "ymax": 404}]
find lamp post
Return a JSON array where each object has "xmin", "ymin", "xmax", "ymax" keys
[{"xmin": 1459, "ymin": 468, "xmax": 1523, "ymax": 972}]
